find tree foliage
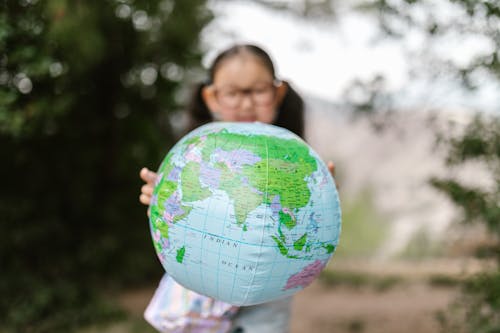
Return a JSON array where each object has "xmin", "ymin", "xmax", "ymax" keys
[
  {"xmin": 356, "ymin": 1, "xmax": 500, "ymax": 332},
  {"xmin": 431, "ymin": 116, "xmax": 500, "ymax": 249},
  {"xmin": 0, "ymin": 0, "xmax": 211, "ymax": 331},
  {"xmin": 344, "ymin": 0, "xmax": 500, "ymax": 246},
  {"xmin": 240, "ymin": 0, "xmax": 339, "ymax": 20},
  {"xmin": 365, "ymin": 0, "xmax": 500, "ymax": 83},
  {"xmin": 430, "ymin": 114, "xmax": 500, "ymax": 331}
]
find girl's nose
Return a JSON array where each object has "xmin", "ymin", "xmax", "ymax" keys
[{"xmin": 240, "ymin": 92, "xmax": 255, "ymax": 110}]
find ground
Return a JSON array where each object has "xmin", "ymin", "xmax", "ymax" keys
[{"xmin": 290, "ymin": 281, "xmax": 455, "ymax": 333}]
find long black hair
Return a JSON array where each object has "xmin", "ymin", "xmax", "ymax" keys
[{"xmin": 186, "ymin": 44, "xmax": 305, "ymax": 138}]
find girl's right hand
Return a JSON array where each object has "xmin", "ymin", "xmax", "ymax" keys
[{"xmin": 139, "ymin": 167, "xmax": 157, "ymax": 206}]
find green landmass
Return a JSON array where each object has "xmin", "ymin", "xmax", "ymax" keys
[
  {"xmin": 216, "ymin": 162, "xmax": 262, "ymax": 227},
  {"xmin": 176, "ymin": 246, "xmax": 186, "ymax": 263},
  {"xmin": 157, "ymin": 221, "xmax": 169, "ymax": 239},
  {"xmin": 324, "ymin": 244, "xmax": 336, "ymax": 254},
  {"xmin": 181, "ymin": 162, "xmax": 211, "ymax": 202},
  {"xmin": 172, "ymin": 205, "xmax": 193, "ymax": 223},
  {"xmin": 271, "ymin": 236, "xmax": 289, "ymax": 256},
  {"xmin": 191, "ymin": 131, "xmax": 318, "ymax": 230},
  {"xmin": 279, "ymin": 210, "xmax": 296, "ymax": 229},
  {"xmin": 294, "ymin": 233, "xmax": 307, "ymax": 251},
  {"xmin": 152, "ymin": 161, "xmax": 176, "ymax": 217},
  {"xmin": 271, "ymin": 234, "xmax": 306, "ymax": 259}
]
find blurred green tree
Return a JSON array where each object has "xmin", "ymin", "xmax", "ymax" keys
[
  {"xmin": 356, "ymin": 0, "xmax": 500, "ymax": 331},
  {"xmin": 0, "ymin": 0, "xmax": 211, "ymax": 331},
  {"xmin": 430, "ymin": 115, "xmax": 500, "ymax": 261},
  {"xmin": 431, "ymin": 114, "xmax": 500, "ymax": 333},
  {"xmin": 356, "ymin": 0, "xmax": 500, "ymax": 256}
]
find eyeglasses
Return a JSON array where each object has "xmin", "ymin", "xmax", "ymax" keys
[{"xmin": 213, "ymin": 83, "xmax": 278, "ymax": 108}]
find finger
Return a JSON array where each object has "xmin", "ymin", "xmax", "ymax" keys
[
  {"xmin": 327, "ymin": 161, "xmax": 335, "ymax": 177},
  {"xmin": 147, "ymin": 206, "xmax": 151, "ymax": 218},
  {"xmin": 139, "ymin": 193, "xmax": 151, "ymax": 206},
  {"xmin": 140, "ymin": 167, "xmax": 157, "ymax": 183},
  {"xmin": 141, "ymin": 184, "xmax": 154, "ymax": 196},
  {"xmin": 140, "ymin": 167, "xmax": 157, "ymax": 184}
]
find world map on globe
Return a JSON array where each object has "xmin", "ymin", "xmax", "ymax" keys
[{"xmin": 149, "ymin": 122, "xmax": 341, "ymax": 306}]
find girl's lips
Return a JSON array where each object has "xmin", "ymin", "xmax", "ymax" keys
[{"xmin": 237, "ymin": 116, "xmax": 257, "ymax": 122}]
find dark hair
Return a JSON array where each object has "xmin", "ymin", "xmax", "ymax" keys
[{"xmin": 186, "ymin": 44, "xmax": 305, "ymax": 138}]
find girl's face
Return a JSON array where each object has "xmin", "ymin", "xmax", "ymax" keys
[{"xmin": 202, "ymin": 54, "xmax": 287, "ymax": 124}]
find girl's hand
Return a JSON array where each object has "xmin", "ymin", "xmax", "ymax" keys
[
  {"xmin": 327, "ymin": 161, "xmax": 335, "ymax": 178},
  {"xmin": 139, "ymin": 167, "xmax": 157, "ymax": 206}
]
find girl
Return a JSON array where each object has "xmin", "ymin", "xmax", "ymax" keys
[{"xmin": 139, "ymin": 44, "xmax": 334, "ymax": 333}]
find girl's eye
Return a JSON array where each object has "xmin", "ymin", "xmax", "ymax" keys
[{"xmin": 222, "ymin": 90, "xmax": 238, "ymax": 98}]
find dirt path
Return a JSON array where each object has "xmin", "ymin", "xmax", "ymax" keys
[
  {"xmin": 287, "ymin": 258, "xmax": 490, "ymax": 333},
  {"xmin": 290, "ymin": 281, "xmax": 457, "ymax": 333}
]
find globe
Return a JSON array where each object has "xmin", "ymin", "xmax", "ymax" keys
[{"xmin": 149, "ymin": 122, "xmax": 341, "ymax": 306}]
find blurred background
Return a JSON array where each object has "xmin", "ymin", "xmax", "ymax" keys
[{"xmin": 1, "ymin": 0, "xmax": 498, "ymax": 332}]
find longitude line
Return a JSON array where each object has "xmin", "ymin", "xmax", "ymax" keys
[{"xmin": 241, "ymin": 134, "xmax": 269, "ymax": 303}]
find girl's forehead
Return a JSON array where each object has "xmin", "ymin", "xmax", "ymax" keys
[{"xmin": 213, "ymin": 54, "xmax": 274, "ymax": 85}]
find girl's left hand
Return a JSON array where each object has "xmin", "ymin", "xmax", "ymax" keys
[{"xmin": 327, "ymin": 161, "xmax": 335, "ymax": 178}]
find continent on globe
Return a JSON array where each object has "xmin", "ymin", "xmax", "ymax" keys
[
  {"xmin": 149, "ymin": 122, "xmax": 342, "ymax": 306},
  {"xmin": 283, "ymin": 259, "xmax": 328, "ymax": 291}
]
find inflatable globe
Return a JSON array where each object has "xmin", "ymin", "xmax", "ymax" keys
[{"xmin": 149, "ymin": 122, "xmax": 341, "ymax": 306}]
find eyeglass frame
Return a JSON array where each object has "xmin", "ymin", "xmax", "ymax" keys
[{"xmin": 210, "ymin": 80, "xmax": 283, "ymax": 108}]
